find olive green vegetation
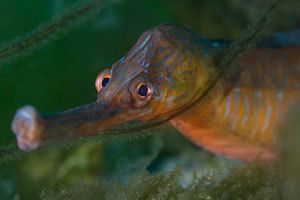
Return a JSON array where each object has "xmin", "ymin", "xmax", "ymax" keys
[
  {"xmin": 0, "ymin": 0, "xmax": 300, "ymax": 199},
  {"xmin": 38, "ymin": 164, "xmax": 282, "ymax": 200}
]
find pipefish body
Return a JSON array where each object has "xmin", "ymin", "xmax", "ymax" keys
[{"xmin": 11, "ymin": 24, "xmax": 300, "ymax": 162}]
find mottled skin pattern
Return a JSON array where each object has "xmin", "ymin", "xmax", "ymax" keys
[{"xmin": 12, "ymin": 24, "xmax": 300, "ymax": 162}]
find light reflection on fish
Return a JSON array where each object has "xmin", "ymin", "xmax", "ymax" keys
[{"xmin": 11, "ymin": 24, "xmax": 300, "ymax": 162}]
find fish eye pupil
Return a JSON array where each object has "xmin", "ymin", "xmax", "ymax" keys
[
  {"xmin": 102, "ymin": 77, "xmax": 110, "ymax": 87},
  {"xmin": 138, "ymin": 84, "xmax": 148, "ymax": 97}
]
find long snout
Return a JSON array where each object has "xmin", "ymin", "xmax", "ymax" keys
[{"xmin": 11, "ymin": 101, "xmax": 129, "ymax": 152}]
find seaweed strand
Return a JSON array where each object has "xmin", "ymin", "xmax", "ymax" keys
[
  {"xmin": 0, "ymin": 0, "xmax": 107, "ymax": 66},
  {"xmin": 0, "ymin": 0, "xmax": 113, "ymax": 162},
  {"xmin": 0, "ymin": 143, "xmax": 24, "ymax": 163}
]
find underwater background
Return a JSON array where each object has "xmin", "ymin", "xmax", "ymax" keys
[{"xmin": 0, "ymin": 0, "xmax": 300, "ymax": 199}]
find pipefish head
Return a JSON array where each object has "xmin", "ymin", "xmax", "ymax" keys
[{"xmin": 12, "ymin": 24, "xmax": 217, "ymax": 151}]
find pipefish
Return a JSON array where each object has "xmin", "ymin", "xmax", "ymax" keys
[{"xmin": 11, "ymin": 24, "xmax": 300, "ymax": 162}]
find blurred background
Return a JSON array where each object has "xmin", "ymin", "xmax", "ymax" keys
[{"xmin": 0, "ymin": 0, "xmax": 300, "ymax": 199}]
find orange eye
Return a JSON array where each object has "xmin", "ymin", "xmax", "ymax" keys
[{"xmin": 95, "ymin": 70, "xmax": 111, "ymax": 92}]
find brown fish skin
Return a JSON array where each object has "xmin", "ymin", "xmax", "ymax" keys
[{"xmin": 11, "ymin": 24, "xmax": 300, "ymax": 162}]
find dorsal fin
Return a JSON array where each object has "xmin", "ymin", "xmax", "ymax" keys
[
  {"xmin": 195, "ymin": 30, "xmax": 300, "ymax": 50},
  {"xmin": 258, "ymin": 30, "xmax": 300, "ymax": 48}
]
